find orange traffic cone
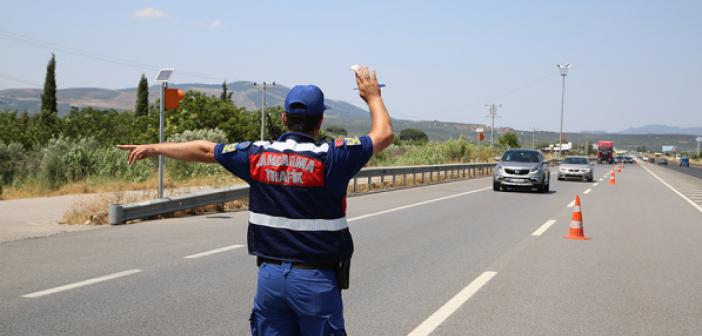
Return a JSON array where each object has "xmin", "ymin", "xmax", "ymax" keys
[
  {"xmin": 609, "ymin": 170, "xmax": 616, "ymax": 185},
  {"xmin": 618, "ymin": 163, "xmax": 622, "ymax": 173},
  {"xmin": 564, "ymin": 195, "xmax": 590, "ymax": 240}
]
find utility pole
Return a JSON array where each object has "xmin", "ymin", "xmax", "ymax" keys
[
  {"xmin": 253, "ymin": 81, "xmax": 276, "ymax": 141},
  {"xmin": 557, "ymin": 64, "xmax": 571, "ymax": 158},
  {"xmin": 531, "ymin": 127, "xmax": 538, "ymax": 149},
  {"xmin": 485, "ymin": 104, "xmax": 501, "ymax": 147}
]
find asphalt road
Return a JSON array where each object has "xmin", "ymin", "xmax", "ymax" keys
[
  {"xmin": 661, "ymin": 161, "xmax": 702, "ymax": 180},
  {"xmin": 2, "ymin": 164, "xmax": 701, "ymax": 335}
]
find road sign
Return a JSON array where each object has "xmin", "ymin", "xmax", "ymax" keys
[{"xmin": 696, "ymin": 137, "xmax": 702, "ymax": 143}]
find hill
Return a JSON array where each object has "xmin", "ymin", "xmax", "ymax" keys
[{"xmin": 1, "ymin": 83, "xmax": 699, "ymax": 150}]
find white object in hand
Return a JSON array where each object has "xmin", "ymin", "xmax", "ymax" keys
[{"xmin": 350, "ymin": 64, "xmax": 361, "ymax": 72}]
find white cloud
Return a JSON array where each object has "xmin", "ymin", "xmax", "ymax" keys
[
  {"xmin": 132, "ymin": 8, "xmax": 169, "ymax": 20},
  {"xmin": 210, "ymin": 19, "xmax": 222, "ymax": 28}
]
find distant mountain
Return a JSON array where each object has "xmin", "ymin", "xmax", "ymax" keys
[{"xmin": 620, "ymin": 124, "xmax": 702, "ymax": 136}]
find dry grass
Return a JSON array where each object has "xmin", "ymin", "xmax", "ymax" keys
[{"xmin": 1, "ymin": 174, "xmax": 243, "ymax": 200}]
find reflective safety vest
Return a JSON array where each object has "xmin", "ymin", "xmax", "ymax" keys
[{"xmin": 215, "ymin": 132, "xmax": 373, "ymax": 263}]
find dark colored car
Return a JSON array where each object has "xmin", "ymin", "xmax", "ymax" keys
[
  {"xmin": 624, "ymin": 156, "xmax": 635, "ymax": 164},
  {"xmin": 614, "ymin": 156, "xmax": 624, "ymax": 163},
  {"xmin": 680, "ymin": 157, "xmax": 689, "ymax": 167}
]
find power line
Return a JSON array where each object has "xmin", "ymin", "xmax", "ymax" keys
[
  {"xmin": 0, "ymin": 29, "xmax": 226, "ymax": 82},
  {"xmin": 0, "ymin": 73, "xmax": 42, "ymax": 87}
]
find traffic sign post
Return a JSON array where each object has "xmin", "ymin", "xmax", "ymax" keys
[{"xmin": 155, "ymin": 69, "xmax": 185, "ymax": 199}]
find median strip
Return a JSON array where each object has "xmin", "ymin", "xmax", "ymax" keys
[
  {"xmin": 532, "ymin": 219, "xmax": 557, "ymax": 236},
  {"xmin": 22, "ymin": 269, "xmax": 142, "ymax": 298},
  {"xmin": 184, "ymin": 245, "xmax": 244, "ymax": 259},
  {"xmin": 407, "ymin": 271, "xmax": 497, "ymax": 336}
]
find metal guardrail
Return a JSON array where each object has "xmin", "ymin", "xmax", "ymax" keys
[{"xmin": 108, "ymin": 163, "xmax": 495, "ymax": 225}]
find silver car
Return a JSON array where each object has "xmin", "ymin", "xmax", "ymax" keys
[
  {"xmin": 493, "ymin": 149, "xmax": 551, "ymax": 193},
  {"xmin": 557, "ymin": 156, "xmax": 594, "ymax": 182}
]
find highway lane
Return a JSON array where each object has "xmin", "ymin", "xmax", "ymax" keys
[
  {"xmin": 661, "ymin": 161, "xmax": 702, "ymax": 180},
  {"xmin": 2, "ymin": 165, "xmax": 700, "ymax": 335}
]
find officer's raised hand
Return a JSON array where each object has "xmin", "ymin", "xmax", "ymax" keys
[
  {"xmin": 354, "ymin": 66, "xmax": 382, "ymax": 104},
  {"xmin": 353, "ymin": 66, "xmax": 393, "ymax": 155}
]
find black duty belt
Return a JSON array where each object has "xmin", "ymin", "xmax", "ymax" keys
[{"xmin": 257, "ymin": 257, "xmax": 337, "ymax": 270}]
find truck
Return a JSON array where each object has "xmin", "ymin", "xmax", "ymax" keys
[{"xmin": 596, "ymin": 140, "xmax": 615, "ymax": 164}]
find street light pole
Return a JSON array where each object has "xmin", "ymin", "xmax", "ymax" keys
[
  {"xmin": 557, "ymin": 64, "xmax": 571, "ymax": 158},
  {"xmin": 253, "ymin": 81, "xmax": 276, "ymax": 141}
]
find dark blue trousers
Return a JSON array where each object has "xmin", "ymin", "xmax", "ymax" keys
[{"xmin": 250, "ymin": 262, "xmax": 346, "ymax": 336}]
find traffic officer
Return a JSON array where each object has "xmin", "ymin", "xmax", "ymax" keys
[{"xmin": 118, "ymin": 66, "xmax": 393, "ymax": 335}]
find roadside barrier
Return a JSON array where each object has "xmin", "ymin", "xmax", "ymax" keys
[
  {"xmin": 108, "ymin": 162, "xmax": 496, "ymax": 225},
  {"xmin": 564, "ymin": 195, "xmax": 590, "ymax": 240}
]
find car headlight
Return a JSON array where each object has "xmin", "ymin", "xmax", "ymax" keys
[
  {"xmin": 530, "ymin": 166, "xmax": 540, "ymax": 173},
  {"xmin": 559, "ymin": 167, "xmax": 567, "ymax": 172},
  {"xmin": 583, "ymin": 168, "xmax": 591, "ymax": 172}
]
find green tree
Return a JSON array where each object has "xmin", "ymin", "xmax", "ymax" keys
[
  {"xmin": 221, "ymin": 81, "xmax": 233, "ymax": 101},
  {"xmin": 499, "ymin": 132, "xmax": 520, "ymax": 148},
  {"xmin": 41, "ymin": 53, "xmax": 58, "ymax": 114},
  {"xmin": 399, "ymin": 128, "xmax": 429, "ymax": 143},
  {"xmin": 135, "ymin": 73, "xmax": 149, "ymax": 116}
]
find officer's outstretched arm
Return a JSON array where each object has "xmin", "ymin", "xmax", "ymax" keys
[
  {"xmin": 117, "ymin": 140, "xmax": 217, "ymax": 165},
  {"xmin": 355, "ymin": 66, "xmax": 393, "ymax": 155}
]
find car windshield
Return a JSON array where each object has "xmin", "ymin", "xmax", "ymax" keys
[
  {"xmin": 501, "ymin": 150, "xmax": 540, "ymax": 163},
  {"xmin": 563, "ymin": 158, "xmax": 588, "ymax": 165}
]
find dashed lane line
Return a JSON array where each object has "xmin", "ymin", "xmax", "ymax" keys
[
  {"xmin": 348, "ymin": 187, "xmax": 491, "ymax": 223},
  {"xmin": 184, "ymin": 245, "xmax": 244, "ymax": 259},
  {"xmin": 584, "ymin": 188, "xmax": 592, "ymax": 194},
  {"xmin": 531, "ymin": 219, "xmax": 557, "ymax": 236},
  {"xmin": 567, "ymin": 200, "xmax": 575, "ymax": 208},
  {"xmin": 22, "ymin": 269, "xmax": 142, "ymax": 298},
  {"xmin": 407, "ymin": 271, "xmax": 497, "ymax": 336},
  {"xmin": 593, "ymin": 183, "xmax": 599, "ymax": 186}
]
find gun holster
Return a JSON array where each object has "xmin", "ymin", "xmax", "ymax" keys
[{"xmin": 337, "ymin": 259, "xmax": 351, "ymax": 290}]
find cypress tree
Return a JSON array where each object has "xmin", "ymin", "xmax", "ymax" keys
[
  {"xmin": 221, "ymin": 80, "xmax": 232, "ymax": 101},
  {"xmin": 40, "ymin": 53, "xmax": 57, "ymax": 114},
  {"xmin": 135, "ymin": 73, "xmax": 149, "ymax": 116}
]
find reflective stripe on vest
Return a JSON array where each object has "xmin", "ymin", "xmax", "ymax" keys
[{"xmin": 249, "ymin": 211, "xmax": 348, "ymax": 231}]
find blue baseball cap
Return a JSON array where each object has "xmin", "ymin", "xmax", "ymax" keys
[{"xmin": 284, "ymin": 85, "xmax": 328, "ymax": 116}]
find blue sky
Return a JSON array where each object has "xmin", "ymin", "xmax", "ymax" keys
[{"xmin": 1, "ymin": 0, "xmax": 700, "ymax": 132}]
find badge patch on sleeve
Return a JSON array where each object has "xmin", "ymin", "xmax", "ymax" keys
[
  {"xmin": 222, "ymin": 143, "xmax": 238, "ymax": 154},
  {"xmin": 335, "ymin": 137, "xmax": 361, "ymax": 147}
]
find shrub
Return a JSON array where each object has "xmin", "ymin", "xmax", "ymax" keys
[{"xmin": 166, "ymin": 129, "xmax": 230, "ymax": 180}]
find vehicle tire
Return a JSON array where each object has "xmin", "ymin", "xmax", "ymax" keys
[
  {"xmin": 587, "ymin": 177, "xmax": 594, "ymax": 182},
  {"xmin": 493, "ymin": 181, "xmax": 501, "ymax": 191}
]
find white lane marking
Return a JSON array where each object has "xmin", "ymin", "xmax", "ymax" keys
[
  {"xmin": 407, "ymin": 271, "xmax": 497, "ymax": 336},
  {"xmin": 598, "ymin": 178, "xmax": 604, "ymax": 182},
  {"xmin": 532, "ymin": 219, "xmax": 557, "ymax": 236},
  {"xmin": 639, "ymin": 164, "xmax": 702, "ymax": 213},
  {"xmin": 23, "ymin": 269, "xmax": 142, "ymax": 298},
  {"xmin": 348, "ymin": 187, "xmax": 491, "ymax": 223},
  {"xmin": 184, "ymin": 245, "xmax": 244, "ymax": 259},
  {"xmin": 567, "ymin": 200, "xmax": 575, "ymax": 208},
  {"xmin": 584, "ymin": 188, "xmax": 592, "ymax": 194},
  {"xmin": 593, "ymin": 183, "xmax": 599, "ymax": 187}
]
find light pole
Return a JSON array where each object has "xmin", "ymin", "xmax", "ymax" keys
[
  {"xmin": 155, "ymin": 68, "xmax": 175, "ymax": 199},
  {"xmin": 557, "ymin": 64, "xmax": 571, "ymax": 158},
  {"xmin": 253, "ymin": 81, "xmax": 276, "ymax": 141},
  {"xmin": 696, "ymin": 137, "xmax": 702, "ymax": 157}
]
